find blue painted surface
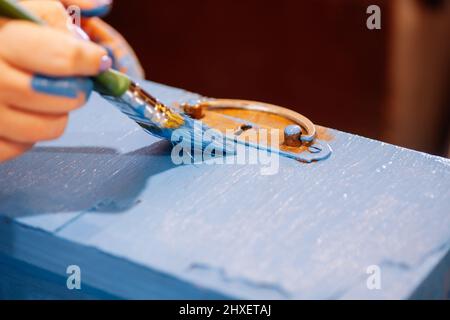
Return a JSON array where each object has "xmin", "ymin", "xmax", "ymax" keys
[
  {"xmin": 284, "ymin": 125, "xmax": 302, "ymax": 137},
  {"xmin": 31, "ymin": 75, "xmax": 93, "ymax": 99},
  {"xmin": 0, "ymin": 218, "xmax": 230, "ymax": 299},
  {"xmin": 0, "ymin": 81, "xmax": 449, "ymax": 299},
  {"xmin": 0, "ymin": 252, "xmax": 119, "ymax": 300}
]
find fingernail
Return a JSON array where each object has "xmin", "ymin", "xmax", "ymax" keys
[
  {"xmin": 104, "ymin": 45, "xmax": 116, "ymax": 67},
  {"xmin": 81, "ymin": 0, "xmax": 112, "ymax": 18},
  {"xmin": 32, "ymin": 75, "xmax": 93, "ymax": 100},
  {"xmin": 99, "ymin": 55, "xmax": 113, "ymax": 73}
]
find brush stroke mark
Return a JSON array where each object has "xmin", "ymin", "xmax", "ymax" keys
[
  {"xmin": 32, "ymin": 75, "xmax": 93, "ymax": 99},
  {"xmin": 188, "ymin": 263, "xmax": 291, "ymax": 299}
]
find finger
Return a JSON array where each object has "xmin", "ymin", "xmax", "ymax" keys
[
  {"xmin": 19, "ymin": 0, "xmax": 71, "ymax": 31},
  {"xmin": 18, "ymin": 1, "xmax": 92, "ymax": 40},
  {"xmin": 0, "ymin": 60, "xmax": 92, "ymax": 114},
  {"xmin": 0, "ymin": 21, "xmax": 111, "ymax": 76},
  {"xmin": 60, "ymin": 0, "xmax": 112, "ymax": 17},
  {"xmin": 0, "ymin": 104, "xmax": 69, "ymax": 143},
  {"xmin": 83, "ymin": 17, "xmax": 145, "ymax": 78},
  {"xmin": 0, "ymin": 138, "xmax": 33, "ymax": 163}
]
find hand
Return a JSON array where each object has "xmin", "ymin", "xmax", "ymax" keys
[
  {"xmin": 0, "ymin": 0, "xmax": 112, "ymax": 163},
  {"xmin": 60, "ymin": 0, "xmax": 145, "ymax": 79}
]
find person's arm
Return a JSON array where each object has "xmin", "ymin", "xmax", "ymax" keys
[{"xmin": 0, "ymin": 0, "xmax": 111, "ymax": 162}]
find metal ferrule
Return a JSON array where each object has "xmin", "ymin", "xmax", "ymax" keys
[{"xmin": 103, "ymin": 82, "xmax": 185, "ymax": 130}]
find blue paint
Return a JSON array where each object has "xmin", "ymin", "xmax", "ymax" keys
[
  {"xmin": 102, "ymin": 95, "xmax": 236, "ymax": 158},
  {"xmin": 234, "ymin": 138, "xmax": 332, "ymax": 163},
  {"xmin": 32, "ymin": 75, "xmax": 93, "ymax": 99},
  {"xmin": 0, "ymin": 81, "xmax": 449, "ymax": 299},
  {"xmin": 284, "ymin": 125, "xmax": 302, "ymax": 136},
  {"xmin": 0, "ymin": 218, "xmax": 232, "ymax": 299},
  {"xmin": 80, "ymin": 5, "xmax": 111, "ymax": 18}
]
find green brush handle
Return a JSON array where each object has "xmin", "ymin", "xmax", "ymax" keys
[{"xmin": 0, "ymin": 0, "xmax": 130, "ymax": 97}]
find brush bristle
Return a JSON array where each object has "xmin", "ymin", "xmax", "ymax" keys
[
  {"xmin": 103, "ymin": 93, "xmax": 236, "ymax": 157},
  {"xmin": 138, "ymin": 115, "xmax": 237, "ymax": 157}
]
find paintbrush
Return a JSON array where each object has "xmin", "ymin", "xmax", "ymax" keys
[{"xmin": 0, "ymin": 0, "xmax": 234, "ymax": 155}]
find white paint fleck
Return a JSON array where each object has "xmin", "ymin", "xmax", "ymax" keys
[{"xmin": 424, "ymin": 192, "xmax": 435, "ymax": 199}]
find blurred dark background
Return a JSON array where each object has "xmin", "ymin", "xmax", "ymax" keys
[{"xmin": 105, "ymin": 0, "xmax": 450, "ymax": 156}]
